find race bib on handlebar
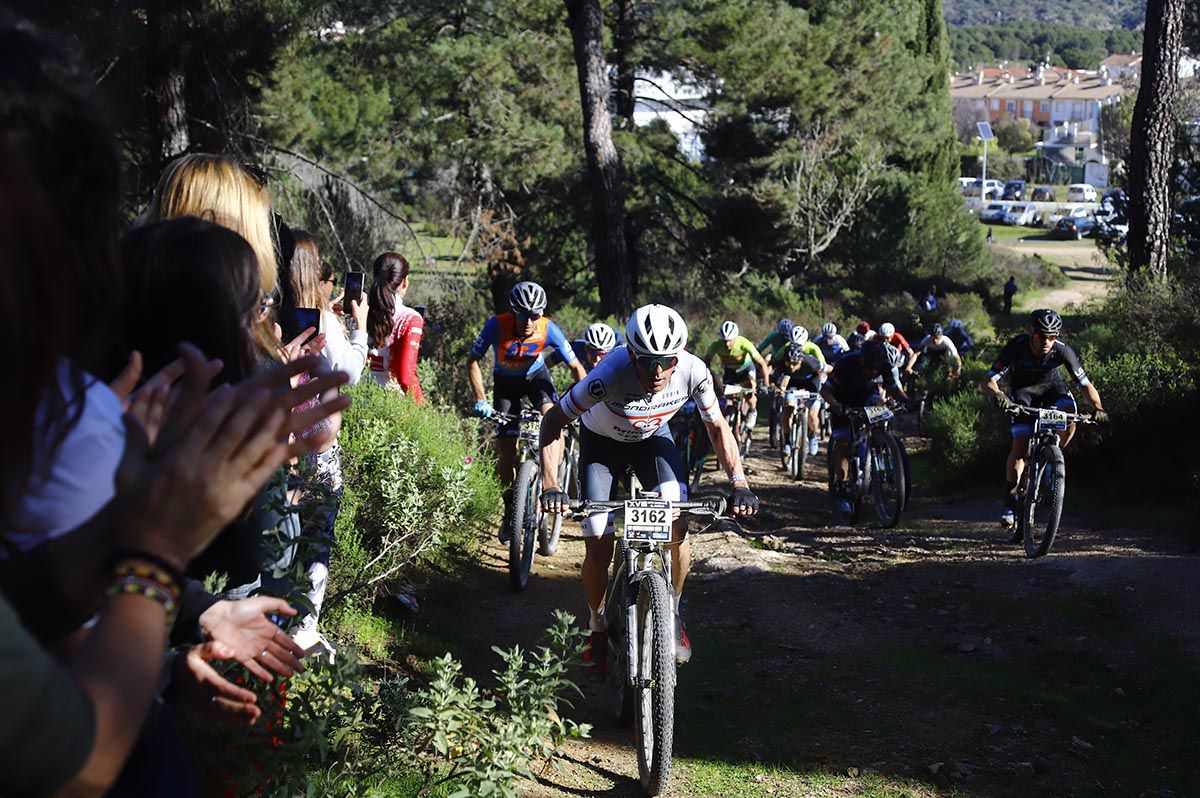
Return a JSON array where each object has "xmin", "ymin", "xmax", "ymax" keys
[
  {"xmin": 1036, "ymin": 408, "xmax": 1069, "ymax": 431},
  {"xmin": 624, "ymin": 499, "xmax": 672, "ymax": 542},
  {"xmin": 785, "ymin": 389, "xmax": 810, "ymax": 407},
  {"xmin": 864, "ymin": 405, "xmax": 893, "ymax": 423}
]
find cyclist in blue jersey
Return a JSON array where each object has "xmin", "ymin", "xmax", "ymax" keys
[
  {"xmin": 468, "ymin": 282, "xmax": 587, "ymax": 540},
  {"xmin": 546, "ymin": 322, "xmax": 621, "ymax": 374},
  {"xmin": 813, "ymin": 322, "xmax": 849, "ymax": 363}
]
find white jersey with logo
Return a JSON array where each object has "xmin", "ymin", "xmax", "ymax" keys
[
  {"xmin": 560, "ymin": 347, "xmax": 721, "ymax": 442},
  {"xmin": 917, "ymin": 334, "xmax": 959, "ymax": 359}
]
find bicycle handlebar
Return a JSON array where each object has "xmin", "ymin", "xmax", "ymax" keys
[
  {"xmin": 567, "ymin": 497, "xmax": 728, "ymax": 516},
  {"xmin": 1005, "ymin": 405, "xmax": 1094, "ymax": 422}
]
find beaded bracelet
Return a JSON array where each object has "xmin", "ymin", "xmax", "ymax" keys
[{"xmin": 105, "ymin": 559, "xmax": 182, "ymax": 627}]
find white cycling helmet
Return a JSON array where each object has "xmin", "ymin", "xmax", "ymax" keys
[
  {"xmin": 821, "ymin": 322, "xmax": 837, "ymax": 337},
  {"xmin": 626, "ymin": 304, "xmax": 688, "ymax": 357},
  {"xmin": 719, "ymin": 320, "xmax": 740, "ymax": 341},
  {"xmin": 583, "ymin": 322, "xmax": 617, "ymax": 352},
  {"xmin": 790, "ymin": 325, "xmax": 809, "ymax": 346},
  {"xmin": 879, "ymin": 321, "xmax": 896, "ymax": 338},
  {"xmin": 509, "ymin": 281, "xmax": 547, "ymax": 315}
]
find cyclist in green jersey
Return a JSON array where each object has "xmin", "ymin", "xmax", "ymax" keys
[
  {"xmin": 705, "ymin": 320, "xmax": 771, "ymax": 429},
  {"xmin": 757, "ymin": 318, "xmax": 795, "ymax": 366}
]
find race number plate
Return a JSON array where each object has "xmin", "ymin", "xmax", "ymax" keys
[
  {"xmin": 624, "ymin": 499, "xmax": 672, "ymax": 542},
  {"xmin": 864, "ymin": 405, "xmax": 893, "ymax": 423},
  {"xmin": 785, "ymin": 390, "xmax": 809, "ymax": 407},
  {"xmin": 1037, "ymin": 408, "xmax": 1069, "ymax": 431}
]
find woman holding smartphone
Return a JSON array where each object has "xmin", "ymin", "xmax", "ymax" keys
[{"xmin": 366, "ymin": 252, "xmax": 426, "ymax": 405}]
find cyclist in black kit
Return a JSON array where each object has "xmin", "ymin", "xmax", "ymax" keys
[{"xmin": 979, "ymin": 309, "xmax": 1108, "ymax": 528}]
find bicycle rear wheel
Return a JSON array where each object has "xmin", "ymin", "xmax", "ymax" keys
[
  {"xmin": 869, "ymin": 430, "xmax": 906, "ymax": 527},
  {"xmin": 1022, "ymin": 444, "xmax": 1065, "ymax": 557},
  {"xmin": 508, "ymin": 459, "xmax": 539, "ymax": 591},
  {"xmin": 634, "ymin": 574, "xmax": 676, "ymax": 796}
]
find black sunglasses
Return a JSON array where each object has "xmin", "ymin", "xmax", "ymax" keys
[{"xmin": 636, "ymin": 354, "xmax": 678, "ymax": 372}]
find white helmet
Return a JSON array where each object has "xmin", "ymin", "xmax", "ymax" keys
[
  {"xmin": 509, "ymin": 281, "xmax": 547, "ymax": 315},
  {"xmin": 626, "ymin": 304, "xmax": 688, "ymax": 357},
  {"xmin": 583, "ymin": 322, "xmax": 617, "ymax": 352},
  {"xmin": 879, "ymin": 322, "xmax": 896, "ymax": 338},
  {"xmin": 821, "ymin": 322, "xmax": 837, "ymax": 337},
  {"xmin": 719, "ymin": 320, "xmax": 739, "ymax": 341},
  {"xmin": 790, "ymin": 325, "xmax": 809, "ymax": 346}
]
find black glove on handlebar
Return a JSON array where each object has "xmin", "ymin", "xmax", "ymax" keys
[
  {"xmin": 730, "ymin": 487, "xmax": 759, "ymax": 515},
  {"xmin": 540, "ymin": 488, "xmax": 570, "ymax": 515},
  {"xmin": 995, "ymin": 394, "xmax": 1016, "ymax": 412}
]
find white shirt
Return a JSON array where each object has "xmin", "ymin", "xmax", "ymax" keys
[
  {"xmin": 918, "ymin": 334, "xmax": 959, "ymax": 359},
  {"xmin": 319, "ymin": 309, "xmax": 368, "ymax": 384},
  {"xmin": 4, "ymin": 362, "xmax": 125, "ymax": 554},
  {"xmin": 560, "ymin": 348, "xmax": 721, "ymax": 443}
]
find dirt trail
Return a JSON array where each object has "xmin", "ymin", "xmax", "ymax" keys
[
  {"xmin": 995, "ymin": 240, "xmax": 1114, "ymax": 311},
  {"xmin": 412, "ymin": 429, "xmax": 1200, "ymax": 798}
]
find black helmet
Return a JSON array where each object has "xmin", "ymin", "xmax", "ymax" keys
[
  {"xmin": 931, "ymin": 323, "xmax": 944, "ymax": 336},
  {"xmin": 1030, "ymin": 308, "xmax": 1062, "ymax": 335},
  {"xmin": 785, "ymin": 343, "xmax": 805, "ymax": 361}
]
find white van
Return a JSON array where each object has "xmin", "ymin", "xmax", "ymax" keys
[{"xmin": 1067, "ymin": 183, "xmax": 1098, "ymax": 202}]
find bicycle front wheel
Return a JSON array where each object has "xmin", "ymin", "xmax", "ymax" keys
[
  {"xmin": 869, "ymin": 430, "xmax": 907, "ymax": 527},
  {"xmin": 539, "ymin": 453, "xmax": 571, "ymax": 556},
  {"xmin": 1022, "ymin": 444, "xmax": 1065, "ymax": 557},
  {"xmin": 508, "ymin": 459, "xmax": 539, "ymax": 591},
  {"xmin": 634, "ymin": 574, "xmax": 676, "ymax": 796}
]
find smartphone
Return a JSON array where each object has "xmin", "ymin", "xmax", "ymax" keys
[
  {"xmin": 412, "ymin": 304, "xmax": 427, "ymax": 318},
  {"xmin": 292, "ymin": 307, "xmax": 321, "ymax": 345},
  {"xmin": 343, "ymin": 271, "xmax": 364, "ymax": 314}
]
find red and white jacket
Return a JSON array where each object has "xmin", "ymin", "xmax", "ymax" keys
[{"xmin": 368, "ymin": 301, "xmax": 425, "ymax": 404}]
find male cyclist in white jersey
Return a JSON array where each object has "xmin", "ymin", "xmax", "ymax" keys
[{"xmin": 538, "ymin": 305, "xmax": 759, "ymax": 667}]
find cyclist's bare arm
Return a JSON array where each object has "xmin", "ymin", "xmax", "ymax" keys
[
  {"xmin": 568, "ymin": 359, "xmax": 588, "ymax": 383},
  {"xmin": 467, "ymin": 355, "xmax": 487, "ymax": 402},
  {"xmin": 979, "ymin": 373, "xmax": 1005, "ymax": 399},
  {"xmin": 753, "ymin": 352, "xmax": 771, "ymax": 384},
  {"xmin": 538, "ymin": 404, "xmax": 570, "ymax": 490},
  {"xmin": 701, "ymin": 414, "xmax": 748, "ymax": 486},
  {"xmin": 1082, "ymin": 382, "xmax": 1104, "ymax": 413},
  {"xmin": 904, "ymin": 349, "xmax": 919, "ymax": 373}
]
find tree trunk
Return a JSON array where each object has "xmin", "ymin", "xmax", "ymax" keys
[
  {"xmin": 145, "ymin": 0, "xmax": 190, "ymax": 173},
  {"xmin": 565, "ymin": 0, "xmax": 634, "ymax": 318},
  {"xmin": 613, "ymin": 0, "xmax": 636, "ymax": 130},
  {"xmin": 1128, "ymin": 0, "xmax": 1184, "ymax": 278}
]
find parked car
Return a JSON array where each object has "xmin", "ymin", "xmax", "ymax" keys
[
  {"xmin": 1002, "ymin": 180, "xmax": 1027, "ymax": 201},
  {"xmin": 957, "ymin": 177, "xmax": 975, "ymax": 195},
  {"xmin": 965, "ymin": 178, "xmax": 1004, "ymax": 199},
  {"xmin": 1096, "ymin": 216, "xmax": 1128, "ymax": 246},
  {"xmin": 1004, "ymin": 203, "xmax": 1041, "ymax": 226},
  {"xmin": 1067, "ymin": 183, "xmax": 1098, "ymax": 202},
  {"xmin": 1053, "ymin": 215, "xmax": 1098, "ymax": 240},
  {"xmin": 979, "ymin": 202, "xmax": 1008, "ymax": 223},
  {"xmin": 1030, "ymin": 186, "xmax": 1057, "ymax": 202},
  {"xmin": 1046, "ymin": 205, "xmax": 1090, "ymax": 227}
]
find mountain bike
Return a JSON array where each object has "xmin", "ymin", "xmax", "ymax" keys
[
  {"xmin": 669, "ymin": 401, "xmax": 712, "ymax": 494},
  {"xmin": 827, "ymin": 404, "xmax": 909, "ymax": 527},
  {"xmin": 540, "ymin": 422, "xmax": 578, "ymax": 556},
  {"xmin": 722, "ymin": 385, "xmax": 755, "ymax": 458},
  {"xmin": 1005, "ymin": 405, "xmax": 1093, "ymax": 558},
  {"xmin": 571, "ymin": 493, "xmax": 729, "ymax": 796},
  {"xmin": 767, "ymin": 387, "xmax": 784, "ymax": 449},
  {"xmin": 491, "ymin": 410, "xmax": 553, "ymax": 591},
  {"xmin": 779, "ymin": 387, "xmax": 814, "ymax": 481}
]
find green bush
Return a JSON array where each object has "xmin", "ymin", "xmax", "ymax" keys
[
  {"xmin": 925, "ymin": 388, "xmax": 1009, "ymax": 478},
  {"xmin": 331, "ymin": 380, "xmax": 502, "ymax": 609}
]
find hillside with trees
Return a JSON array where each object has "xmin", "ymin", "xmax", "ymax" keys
[
  {"xmin": 943, "ymin": 0, "xmax": 1144, "ymax": 28},
  {"xmin": 949, "ymin": 22, "xmax": 1144, "ymax": 69}
]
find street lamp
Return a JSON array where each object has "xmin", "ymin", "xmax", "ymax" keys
[{"xmin": 1035, "ymin": 141, "xmax": 1044, "ymax": 182}]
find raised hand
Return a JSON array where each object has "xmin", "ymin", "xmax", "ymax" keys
[{"xmin": 198, "ymin": 597, "xmax": 305, "ymax": 682}]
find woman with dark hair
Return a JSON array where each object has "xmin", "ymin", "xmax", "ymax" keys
[
  {"xmin": 366, "ymin": 252, "xmax": 425, "ymax": 404},
  {"xmin": 278, "ymin": 231, "xmax": 366, "ymax": 642}
]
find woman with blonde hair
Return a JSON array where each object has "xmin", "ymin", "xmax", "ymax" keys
[{"xmin": 146, "ymin": 153, "xmax": 278, "ymax": 296}]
